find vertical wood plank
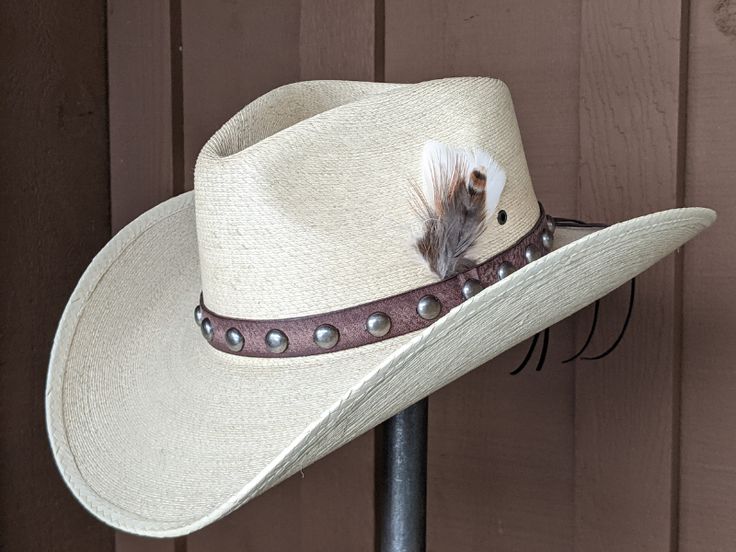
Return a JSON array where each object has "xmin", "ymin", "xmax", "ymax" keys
[
  {"xmin": 114, "ymin": 535, "xmax": 182, "ymax": 552},
  {"xmin": 576, "ymin": 0, "xmax": 687, "ymax": 549},
  {"xmin": 180, "ymin": 0, "xmax": 301, "ymax": 191},
  {"xmin": 679, "ymin": 0, "xmax": 736, "ymax": 549},
  {"xmin": 187, "ymin": 435, "xmax": 376, "ymax": 552},
  {"xmin": 187, "ymin": 477, "xmax": 303, "ymax": 552},
  {"xmin": 385, "ymin": 1, "xmax": 581, "ymax": 549},
  {"xmin": 181, "ymin": 1, "xmax": 379, "ymax": 550},
  {"xmin": 300, "ymin": 0, "xmax": 378, "ymax": 81},
  {"xmin": 108, "ymin": 0, "xmax": 178, "ymax": 234},
  {"xmin": 108, "ymin": 2, "xmax": 184, "ymax": 551},
  {"xmin": 298, "ymin": 4, "xmax": 381, "ymax": 549},
  {"xmin": 0, "ymin": 2, "xmax": 114, "ymax": 551},
  {"xmin": 298, "ymin": 433, "xmax": 377, "ymax": 550},
  {"xmin": 178, "ymin": 1, "xmax": 301, "ymax": 547}
]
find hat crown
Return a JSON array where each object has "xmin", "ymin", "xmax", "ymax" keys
[{"xmin": 194, "ymin": 78, "xmax": 539, "ymax": 319}]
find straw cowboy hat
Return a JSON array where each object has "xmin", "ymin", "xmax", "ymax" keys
[{"xmin": 46, "ymin": 77, "xmax": 714, "ymax": 537}]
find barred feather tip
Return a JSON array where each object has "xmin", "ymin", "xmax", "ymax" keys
[{"xmin": 414, "ymin": 140, "xmax": 506, "ymax": 279}]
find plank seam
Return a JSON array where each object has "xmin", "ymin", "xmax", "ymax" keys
[
  {"xmin": 374, "ymin": 0, "xmax": 385, "ymax": 82},
  {"xmin": 170, "ymin": 0, "xmax": 185, "ymax": 196},
  {"xmin": 671, "ymin": 0, "xmax": 692, "ymax": 550}
]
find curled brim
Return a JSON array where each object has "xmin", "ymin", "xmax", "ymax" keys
[{"xmin": 45, "ymin": 191, "xmax": 714, "ymax": 536}]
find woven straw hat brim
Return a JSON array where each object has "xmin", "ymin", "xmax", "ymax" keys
[{"xmin": 46, "ymin": 190, "xmax": 714, "ymax": 536}]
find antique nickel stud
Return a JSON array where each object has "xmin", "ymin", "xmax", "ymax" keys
[
  {"xmin": 417, "ymin": 295, "xmax": 441, "ymax": 320},
  {"xmin": 525, "ymin": 244, "xmax": 541, "ymax": 263},
  {"xmin": 542, "ymin": 230, "xmax": 553, "ymax": 251},
  {"xmin": 225, "ymin": 328, "xmax": 244, "ymax": 352},
  {"xmin": 314, "ymin": 324, "xmax": 340, "ymax": 349},
  {"xmin": 461, "ymin": 279, "xmax": 483, "ymax": 300},
  {"xmin": 497, "ymin": 262, "xmax": 516, "ymax": 280},
  {"xmin": 200, "ymin": 318, "xmax": 214, "ymax": 342},
  {"xmin": 265, "ymin": 329, "xmax": 289, "ymax": 354},
  {"xmin": 366, "ymin": 312, "xmax": 392, "ymax": 337}
]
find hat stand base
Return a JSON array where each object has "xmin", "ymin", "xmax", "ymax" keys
[{"xmin": 378, "ymin": 398, "xmax": 428, "ymax": 552}]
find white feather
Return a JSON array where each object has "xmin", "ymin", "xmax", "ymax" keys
[
  {"xmin": 421, "ymin": 140, "xmax": 506, "ymax": 217},
  {"xmin": 420, "ymin": 140, "xmax": 456, "ymax": 209},
  {"xmin": 469, "ymin": 148, "xmax": 506, "ymax": 216}
]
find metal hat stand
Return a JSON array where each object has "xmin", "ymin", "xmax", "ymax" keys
[
  {"xmin": 378, "ymin": 398, "xmax": 428, "ymax": 552},
  {"xmin": 373, "ymin": 219, "xmax": 631, "ymax": 552}
]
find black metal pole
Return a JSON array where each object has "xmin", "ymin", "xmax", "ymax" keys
[{"xmin": 379, "ymin": 398, "xmax": 428, "ymax": 552}]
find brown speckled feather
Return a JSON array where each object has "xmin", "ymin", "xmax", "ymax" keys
[{"xmin": 414, "ymin": 141, "xmax": 506, "ymax": 279}]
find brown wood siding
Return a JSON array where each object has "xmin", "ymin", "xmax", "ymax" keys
[
  {"xmin": 680, "ymin": 0, "xmax": 736, "ymax": 549},
  {"xmin": 3, "ymin": 0, "xmax": 735, "ymax": 550},
  {"xmin": 384, "ymin": 1, "xmax": 581, "ymax": 549},
  {"xmin": 180, "ymin": 0, "xmax": 302, "ymax": 192},
  {"xmin": 108, "ymin": 0, "xmax": 178, "ymax": 233},
  {"xmin": 0, "ymin": 2, "xmax": 114, "ymax": 551},
  {"xmin": 575, "ymin": 0, "xmax": 689, "ymax": 549}
]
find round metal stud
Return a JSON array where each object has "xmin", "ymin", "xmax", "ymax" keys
[
  {"xmin": 314, "ymin": 324, "xmax": 340, "ymax": 349},
  {"xmin": 542, "ymin": 229, "xmax": 554, "ymax": 251},
  {"xmin": 265, "ymin": 329, "xmax": 289, "ymax": 354},
  {"xmin": 366, "ymin": 312, "xmax": 392, "ymax": 337},
  {"xmin": 525, "ymin": 244, "xmax": 541, "ymax": 263},
  {"xmin": 225, "ymin": 327, "xmax": 244, "ymax": 352},
  {"xmin": 462, "ymin": 279, "xmax": 484, "ymax": 300},
  {"xmin": 417, "ymin": 295, "xmax": 442, "ymax": 320},
  {"xmin": 546, "ymin": 217, "xmax": 556, "ymax": 233},
  {"xmin": 200, "ymin": 318, "xmax": 214, "ymax": 342},
  {"xmin": 497, "ymin": 262, "xmax": 516, "ymax": 280},
  {"xmin": 194, "ymin": 305, "xmax": 204, "ymax": 325}
]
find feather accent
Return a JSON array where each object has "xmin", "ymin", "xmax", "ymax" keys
[{"xmin": 414, "ymin": 140, "xmax": 506, "ymax": 279}]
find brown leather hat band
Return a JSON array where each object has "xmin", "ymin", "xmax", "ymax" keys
[{"xmin": 198, "ymin": 205, "xmax": 553, "ymax": 358}]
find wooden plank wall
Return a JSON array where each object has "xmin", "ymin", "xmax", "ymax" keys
[
  {"xmin": 575, "ymin": 1, "xmax": 688, "ymax": 550},
  {"xmin": 0, "ymin": 2, "xmax": 114, "ymax": 551},
  {"xmin": 107, "ymin": 2, "xmax": 181, "ymax": 551},
  {"xmin": 107, "ymin": 0, "xmax": 179, "ymax": 231},
  {"xmin": 680, "ymin": 0, "xmax": 736, "ymax": 549},
  {"xmin": 385, "ymin": 2, "xmax": 581, "ymax": 550},
  {"xmin": 65, "ymin": 0, "xmax": 736, "ymax": 550},
  {"xmin": 111, "ymin": 2, "xmax": 381, "ymax": 551}
]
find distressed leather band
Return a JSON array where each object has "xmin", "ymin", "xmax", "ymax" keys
[{"xmin": 200, "ymin": 205, "xmax": 552, "ymax": 358}]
